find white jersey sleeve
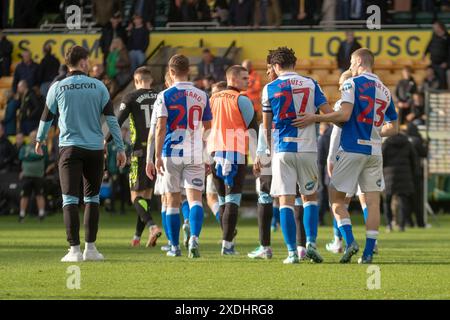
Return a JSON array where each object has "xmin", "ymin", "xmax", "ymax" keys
[
  {"xmin": 154, "ymin": 92, "xmax": 167, "ymax": 118},
  {"xmin": 327, "ymin": 125, "xmax": 342, "ymax": 165},
  {"xmin": 340, "ymin": 79, "xmax": 355, "ymax": 105}
]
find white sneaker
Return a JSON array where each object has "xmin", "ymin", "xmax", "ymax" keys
[
  {"xmin": 283, "ymin": 253, "xmax": 300, "ymax": 264},
  {"xmin": 61, "ymin": 249, "xmax": 83, "ymax": 262},
  {"xmin": 297, "ymin": 246, "xmax": 307, "ymax": 260},
  {"xmin": 83, "ymin": 248, "xmax": 104, "ymax": 261},
  {"xmin": 325, "ymin": 239, "xmax": 343, "ymax": 254}
]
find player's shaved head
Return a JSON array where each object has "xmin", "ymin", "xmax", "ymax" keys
[
  {"xmin": 226, "ymin": 65, "xmax": 249, "ymax": 91},
  {"xmin": 168, "ymin": 54, "xmax": 190, "ymax": 77},
  {"xmin": 134, "ymin": 66, "xmax": 153, "ymax": 82},
  {"xmin": 226, "ymin": 65, "xmax": 247, "ymax": 80},
  {"xmin": 351, "ymin": 48, "xmax": 374, "ymax": 68}
]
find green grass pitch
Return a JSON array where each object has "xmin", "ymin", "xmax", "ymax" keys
[{"xmin": 1, "ymin": 210, "xmax": 450, "ymax": 299}]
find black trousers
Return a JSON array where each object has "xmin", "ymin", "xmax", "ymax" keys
[
  {"xmin": 59, "ymin": 146, "xmax": 104, "ymax": 246},
  {"xmin": 383, "ymin": 193, "xmax": 413, "ymax": 230},
  {"xmin": 111, "ymin": 173, "xmax": 129, "ymax": 212}
]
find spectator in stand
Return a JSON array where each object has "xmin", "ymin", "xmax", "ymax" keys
[
  {"xmin": 423, "ymin": 21, "xmax": 450, "ymax": 89},
  {"xmin": 168, "ymin": 0, "xmax": 183, "ymax": 22},
  {"xmin": 92, "ymin": 0, "xmax": 122, "ymax": 26},
  {"xmin": 421, "ymin": 65, "xmax": 441, "ymax": 93},
  {"xmin": 0, "ymin": 122, "xmax": 15, "ymax": 173},
  {"xmin": 0, "ymin": 30, "xmax": 13, "ymax": 77},
  {"xmin": 321, "ymin": 0, "xmax": 336, "ymax": 26},
  {"xmin": 294, "ymin": 0, "xmax": 316, "ymax": 25},
  {"xmin": 192, "ymin": 75, "xmax": 205, "ymax": 90},
  {"xmin": 254, "ymin": 0, "xmax": 270, "ymax": 27},
  {"xmin": 99, "ymin": 12, "xmax": 128, "ymax": 66},
  {"xmin": 242, "ymin": 59, "xmax": 262, "ymax": 120},
  {"xmin": 127, "ymin": 14, "xmax": 150, "ymax": 72},
  {"xmin": 11, "ymin": 132, "xmax": 25, "ymax": 172},
  {"xmin": 12, "ymin": 50, "xmax": 39, "ymax": 93},
  {"xmin": 211, "ymin": 0, "xmax": 230, "ymax": 25},
  {"xmin": 106, "ymin": 127, "xmax": 132, "ymax": 215},
  {"xmin": 395, "ymin": 66, "xmax": 417, "ymax": 124},
  {"xmin": 37, "ymin": 44, "xmax": 60, "ymax": 97},
  {"xmin": 197, "ymin": 48, "xmax": 232, "ymax": 81},
  {"xmin": 417, "ymin": 0, "xmax": 435, "ymax": 12},
  {"xmin": 406, "ymin": 92, "xmax": 426, "ymax": 126},
  {"xmin": 17, "ymin": 80, "xmax": 43, "ymax": 135},
  {"xmin": 406, "ymin": 122, "xmax": 427, "ymax": 228},
  {"xmin": 336, "ymin": 31, "xmax": 362, "ymax": 72},
  {"xmin": 107, "ymin": 37, "xmax": 131, "ymax": 95},
  {"xmin": 229, "ymin": 0, "xmax": 254, "ymax": 26},
  {"xmin": 131, "ymin": 0, "xmax": 156, "ymax": 28},
  {"xmin": 53, "ymin": 64, "xmax": 68, "ymax": 83},
  {"xmin": 2, "ymin": 90, "xmax": 20, "ymax": 136},
  {"xmin": 382, "ymin": 130, "xmax": 418, "ymax": 232},
  {"xmin": 18, "ymin": 130, "xmax": 48, "ymax": 222},
  {"xmin": 180, "ymin": 0, "xmax": 211, "ymax": 22},
  {"xmin": 92, "ymin": 63, "xmax": 113, "ymax": 94}
]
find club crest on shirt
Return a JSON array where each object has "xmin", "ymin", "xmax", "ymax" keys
[
  {"xmin": 305, "ymin": 181, "xmax": 316, "ymax": 191},
  {"xmin": 192, "ymin": 178, "xmax": 203, "ymax": 187},
  {"xmin": 119, "ymin": 103, "xmax": 126, "ymax": 111}
]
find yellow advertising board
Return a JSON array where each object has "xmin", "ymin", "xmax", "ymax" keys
[{"xmin": 7, "ymin": 30, "xmax": 432, "ymax": 65}]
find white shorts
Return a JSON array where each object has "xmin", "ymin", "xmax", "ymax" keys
[
  {"xmin": 161, "ymin": 157, "xmax": 205, "ymax": 193},
  {"xmin": 270, "ymin": 152, "xmax": 319, "ymax": 197},
  {"xmin": 345, "ymin": 185, "xmax": 362, "ymax": 198},
  {"xmin": 330, "ymin": 150, "xmax": 384, "ymax": 194},
  {"xmin": 206, "ymin": 173, "xmax": 217, "ymax": 194}
]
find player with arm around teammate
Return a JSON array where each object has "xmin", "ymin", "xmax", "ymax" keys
[{"xmin": 295, "ymin": 48, "xmax": 399, "ymax": 264}]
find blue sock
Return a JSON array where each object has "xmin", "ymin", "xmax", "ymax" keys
[
  {"xmin": 161, "ymin": 206, "xmax": 170, "ymax": 241},
  {"xmin": 363, "ymin": 230, "xmax": 378, "ymax": 257},
  {"xmin": 181, "ymin": 200, "xmax": 190, "ymax": 223},
  {"xmin": 215, "ymin": 211, "xmax": 221, "ymax": 224},
  {"xmin": 280, "ymin": 206, "xmax": 296, "ymax": 252},
  {"xmin": 303, "ymin": 201, "xmax": 319, "ymax": 244},
  {"xmin": 272, "ymin": 206, "xmax": 280, "ymax": 227},
  {"xmin": 333, "ymin": 218, "xmax": 342, "ymax": 239},
  {"xmin": 338, "ymin": 218, "xmax": 355, "ymax": 247},
  {"xmin": 362, "ymin": 206, "xmax": 368, "ymax": 224},
  {"xmin": 189, "ymin": 201, "xmax": 204, "ymax": 237},
  {"xmin": 166, "ymin": 207, "xmax": 180, "ymax": 246}
]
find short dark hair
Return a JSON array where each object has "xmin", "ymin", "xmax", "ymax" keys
[
  {"xmin": 168, "ymin": 54, "xmax": 190, "ymax": 76},
  {"xmin": 134, "ymin": 66, "xmax": 153, "ymax": 81},
  {"xmin": 212, "ymin": 81, "xmax": 227, "ymax": 91},
  {"xmin": 266, "ymin": 50, "xmax": 274, "ymax": 65},
  {"xmin": 226, "ymin": 65, "xmax": 247, "ymax": 79},
  {"xmin": 204, "ymin": 74, "xmax": 215, "ymax": 82},
  {"xmin": 65, "ymin": 45, "xmax": 89, "ymax": 68},
  {"xmin": 270, "ymin": 47, "xmax": 297, "ymax": 69}
]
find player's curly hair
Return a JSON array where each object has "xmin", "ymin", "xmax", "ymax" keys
[
  {"xmin": 269, "ymin": 47, "xmax": 297, "ymax": 69},
  {"xmin": 266, "ymin": 49, "xmax": 275, "ymax": 64}
]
